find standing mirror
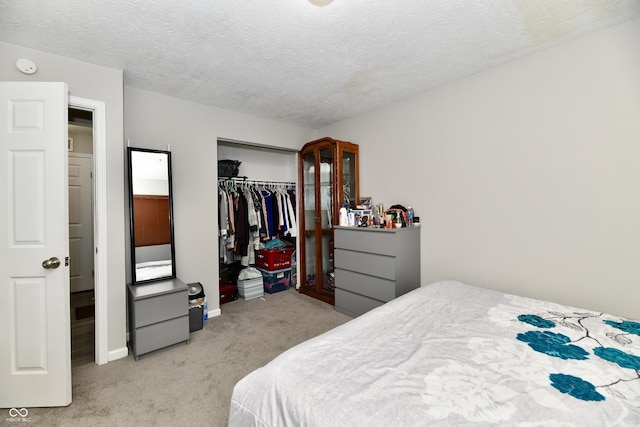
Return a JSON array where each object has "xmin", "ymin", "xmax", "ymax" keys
[{"xmin": 127, "ymin": 147, "xmax": 176, "ymax": 283}]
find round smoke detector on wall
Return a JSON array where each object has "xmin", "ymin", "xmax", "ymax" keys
[{"xmin": 16, "ymin": 58, "xmax": 37, "ymax": 75}]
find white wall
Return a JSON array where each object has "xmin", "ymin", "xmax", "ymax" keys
[
  {"xmin": 0, "ymin": 42, "xmax": 128, "ymax": 357},
  {"xmin": 318, "ymin": 18, "xmax": 640, "ymax": 320},
  {"xmin": 124, "ymin": 87, "xmax": 312, "ymax": 316},
  {"xmin": 68, "ymin": 129, "xmax": 93, "ymax": 154}
]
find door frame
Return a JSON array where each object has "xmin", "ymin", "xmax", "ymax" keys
[{"xmin": 69, "ymin": 96, "xmax": 108, "ymax": 365}]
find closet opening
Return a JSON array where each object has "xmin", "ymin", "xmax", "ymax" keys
[{"xmin": 216, "ymin": 138, "xmax": 299, "ymax": 307}]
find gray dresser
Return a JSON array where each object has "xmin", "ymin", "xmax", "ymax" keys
[
  {"xmin": 127, "ymin": 278, "xmax": 189, "ymax": 360},
  {"xmin": 334, "ymin": 226, "xmax": 420, "ymax": 317}
]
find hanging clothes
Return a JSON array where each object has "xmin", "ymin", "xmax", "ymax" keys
[
  {"xmin": 218, "ymin": 178, "xmax": 297, "ymax": 265},
  {"xmin": 234, "ymin": 191, "xmax": 250, "ymax": 257},
  {"xmin": 218, "ymin": 185, "xmax": 230, "ymax": 263},
  {"xmin": 241, "ymin": 187, "xmax": 260, "ymax": 266},
  {"xmin": 261, "ymin": 188, "xmax": 276, "ymax": 239},
  {"xmin": 283, "ymin": 189, "xmax": 297, "ymax": 238}
]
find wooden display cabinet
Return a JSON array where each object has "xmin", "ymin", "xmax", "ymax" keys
[{"xmin": 298, "ymin": 137, "xmax": 359, "ymax": 305}]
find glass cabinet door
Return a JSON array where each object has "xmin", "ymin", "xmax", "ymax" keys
[
  {"xmin": 298, "ymin": 137, "xmax": 358, "ymax": 305},
  {"xmin": 302, "ymin": 152, "xmax": 316, "ymax": 234},
  {"xmin": 302, "ymin": 151, "xmax": 316, "ymax": 293},
  {"xmin": 302, "ymin": 146, "xmax": 335, "ymax": 296},
  {"xmin": 340, "ymin": 148, "xmax": 357, "ymax": 209},
  {"xmin": 319, "ymin": 148, "xmax": 334, "ymax": 294}
]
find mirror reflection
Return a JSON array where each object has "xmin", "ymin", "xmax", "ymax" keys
[{"xmin": 128, "ymin": 148, "xmax": 176, "ymax": 283}]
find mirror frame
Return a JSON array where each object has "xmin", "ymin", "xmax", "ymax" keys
[{"xmin": 127, "ymin": 147, "xmax": 176, "ymax": 284}]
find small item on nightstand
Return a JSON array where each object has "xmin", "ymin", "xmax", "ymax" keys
[
  {"xmin": 407, "ymin": 207, "xmax": 414, "ymax": 226},
  {"xmin": 339, "ymin": 204, "xmax": 348, "ymax": 226},
  {"xmin": 385, "ymin": 215, "xmax": 393, "ymax": 229},
  {"xmin": 374, "ymin": 203, "xmax": 384, "ymax": 228},
  {"xmin": 395, "ymin": 214, "xmax": 403, "ymax": 228},
  {"xmin": 387, "ymin": 205, "xmax": 409, "ymax": 228},
  {"xmin": 348, "ymin": 209, "xmax": 355, "ymax": 226}
]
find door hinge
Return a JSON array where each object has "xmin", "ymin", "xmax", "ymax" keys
[{"xmin": 65, "ymin": 256, "xmax": 70, "ymax": 267}]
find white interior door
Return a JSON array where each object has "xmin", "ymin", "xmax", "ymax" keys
[
  {"xmin": 0, "ymin": 82, "xmax": 72, "ymax": 407},
  {"xmin": 68, "ymin": 153, "xmax": 94, "ymax": 293}
]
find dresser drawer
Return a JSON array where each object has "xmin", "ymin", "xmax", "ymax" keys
[
  {"xmin": 334, "ymin": 248, "xmax": 396, "ymax": 280},
  {"xmin": 335, "ymin": 288, "xmax": 384, "ymax": 317},
  {"xmin": 335, "ymin": 268, "xmax": 396, "ymax": 302},
  {"xmin": 133, "ymin": 290, "xmax": 187, "ymax": 328},
  {"xmin": 334, "ymin": 228, "xmax": 397, "ymax": 256},
  {"xmin": 134, "ymin": 315, "xmax": 189, "ymax": 356}
]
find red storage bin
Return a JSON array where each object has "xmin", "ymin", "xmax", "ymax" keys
[
  {"xmin": 255, "ymin": 247, "xmax": 294, "ymax": 271},
  {"xmin": 219, "ymin": 283, "xmax": 237, "ymax": 304}
]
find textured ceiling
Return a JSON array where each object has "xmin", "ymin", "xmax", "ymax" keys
[{"xmin": 1, "ymin": 0, "xmax": 639, "ymax": 128}]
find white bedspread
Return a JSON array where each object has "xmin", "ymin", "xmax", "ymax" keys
[{"xmin": 229, "ymin": 281, "xmax": 640, "ymax": 426}]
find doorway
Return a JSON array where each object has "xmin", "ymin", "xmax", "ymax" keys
[
  {"xmin": 68, "ymin": 96, "xmax": 108, "ymax": 365},
  {"xmin": 68, "ymin": 108, "xmax": 95, "ymax": 366}
]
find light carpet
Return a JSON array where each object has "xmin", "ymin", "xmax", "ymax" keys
[{"xmin": 17, "ymin": 288, "xmax": 350, "ymax": 426}]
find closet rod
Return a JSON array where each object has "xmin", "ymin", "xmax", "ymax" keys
[{"xmin": 218, "ymin": 176, "xmax": 295, "ymax": 187}]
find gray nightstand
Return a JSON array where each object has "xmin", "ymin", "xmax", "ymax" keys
[
  {"xmin": 127, "ymin": 278, "xmax": 189, "ymax": 360},
  {"xmin": 334, "ymin": 226, "xmax": 421, "ymax": 317}
]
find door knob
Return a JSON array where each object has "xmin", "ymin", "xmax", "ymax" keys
[{"xmin": 42, "ymin": 257, "xmax": 61, "ymax": 269}]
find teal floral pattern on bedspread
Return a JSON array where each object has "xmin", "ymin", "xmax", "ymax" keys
[
  {"xmin": 517, "ymin": 331, "xmax": 589, "ymax": 360},
  {"xmin": 421, "ymin": 289, "xmax": 640, "ymax": 425},
  {"xmin": 549, "ymin": 373, "xmax": 606, "ymax": 401},
  {"xmin": 514, "ymin": 309, "xmax": 640, "ymax": 403},
  {"xmin": 604, "ymin": 320, "xmax": 640, "ymax": 337}
]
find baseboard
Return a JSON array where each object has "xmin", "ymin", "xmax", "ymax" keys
[
  {"xmin": 206, "ymin": 307, "xmax": 221, "ymax": 319},
  {"xmin": 108, "ymin": 346, "xmax": 129, "ymax": 362}
]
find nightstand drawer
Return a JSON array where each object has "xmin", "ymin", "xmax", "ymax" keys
[
  {"xmin": 334, "ymin": 248, "xmax": 396, "ymax": 280},
  {"xmin": 134, "ymin": 315, "xmax": 189, "ymax": 356},
  {"xmin": 134, "ymin": 290, "xmax": 187, "ymax": 328},
  {"xmin": 335, "ymin": 268, "xmax": 396, "ymax": 302},
  {"xmin": 334, "ymin": 228, "xmax": 397, "ymax": 256},
  {"xmin": 335, "ymin": 288, "xmax": 384, "ymax": 317}
]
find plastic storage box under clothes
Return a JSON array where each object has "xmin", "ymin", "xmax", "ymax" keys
[
  {"xmin": 238, "ymin": 277, "xmax": 264, "ymax": 300},
  {"xmin": 257, "ymin": 267, "xmax": 291, "ymax": 294},
  {"xmin": 237, "ymin": 266, "xmax": 264, "ymax": 300}
]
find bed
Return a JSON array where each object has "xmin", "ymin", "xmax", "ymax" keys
[{"xmin": 229, "ymin": 280, "xmax": 640, "ymax": 426}]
